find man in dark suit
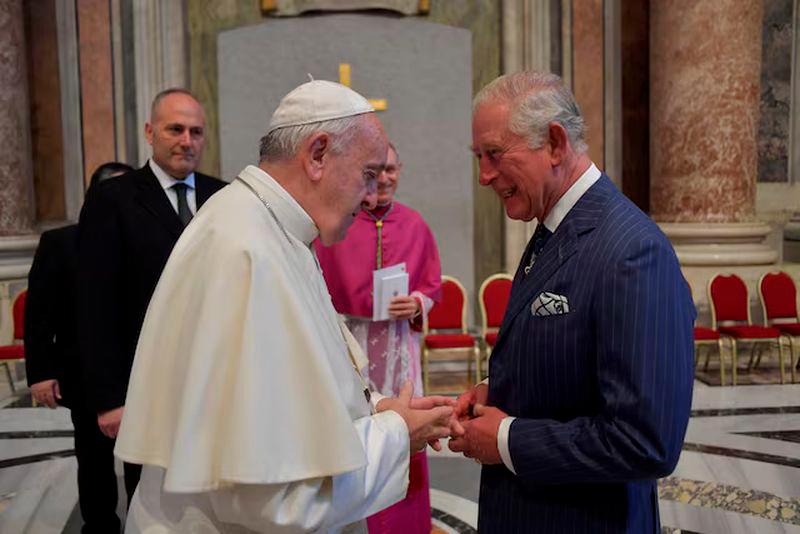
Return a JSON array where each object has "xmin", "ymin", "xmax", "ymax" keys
[
  {"xmin": 26, "ymin": 162, "xmax": 133, "ymax": 533},
  {"xmin": 450, "ymin": 71, "xmax": 695, "ymax": 533},
  {"xmin": 78, "ymin": 88, "xmax": 226, "ymax": 504}
]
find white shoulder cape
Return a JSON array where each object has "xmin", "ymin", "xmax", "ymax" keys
[{"xmin": 115, "ymin": 168, "xmax": 370, "ymax": 492}]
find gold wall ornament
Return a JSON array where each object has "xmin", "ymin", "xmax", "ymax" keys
[
  {"xmin": 339, "ymin": 63, "xmax": 387, "ymax": 111},
  {"xmin": 261, "ymin": 0, "xmax": 427, "ymax": 17}
]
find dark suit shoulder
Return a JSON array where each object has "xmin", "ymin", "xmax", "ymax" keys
[
  {"xmin": 595, "ymin": 179, "xmax": 676, "ymax": 262},
  {"xmin": 195, "ymin": 172, "xmax": 227, "ymax": 191},
  {"xmin": 39, "ymin": 224, "xmax": 78, "ymax": 245},
  {"xmin": 85, "ymin": 166, "xmax": 148, "ymax": 200}
]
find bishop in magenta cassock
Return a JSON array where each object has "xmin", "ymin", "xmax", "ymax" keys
[{"xmin": 315, "ymin": 143, "xmax": 442, "ymax": 534}]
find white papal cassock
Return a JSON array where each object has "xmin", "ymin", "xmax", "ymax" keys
[{"xmin": 115, "ymin": 165, "xmax": 410, "ymax": 533}]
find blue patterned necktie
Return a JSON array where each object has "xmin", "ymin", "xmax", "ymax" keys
[
  {"xmin": 172, "ymin": 182, "xmax": 193, "ymax": 227},
  {"xmin": 524, "ymin": 223, "xmax": 552, "ymax": 275}
]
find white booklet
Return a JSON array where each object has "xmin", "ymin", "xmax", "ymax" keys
[{"xmin": 372, "ymin": 263, "xmax": 408, "ymax": 321}]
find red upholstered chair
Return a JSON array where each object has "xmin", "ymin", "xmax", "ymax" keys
[
  {"xmin": 708, "ymin": 274, "xmax": 785, "ymax": 385},
  {"xmin": 478, "ymin": 273, "xmax": 512, "ymax": 382},
  {"xmin": 688, "ymin": 282, "xmax": 730, "ymax": 385},
  {"xmin": 759, "ymin": 271, "xmax": 800, "ymax": 383},
  {"xmin": 0, "ymin": 290, "xmax": 27, "ymax": 393},
  {"xmin": 422, "ymin": 275, "xmax": 479, "ymax": 394}
]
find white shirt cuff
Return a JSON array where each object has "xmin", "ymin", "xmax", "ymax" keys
[
  {"xmin": 370, "ymin": 391, "xmax": 386, "ymax": 412},
  {"xmin": 498, "ymin": 416, "xmax": 516, "ymax": 474}
]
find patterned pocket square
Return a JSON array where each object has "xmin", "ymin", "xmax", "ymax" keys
[{"xmin": 531, "ymin": 292, "xmax": 570, "ymax": 317}]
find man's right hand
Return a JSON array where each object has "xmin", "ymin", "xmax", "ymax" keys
[
  {"xmin": 97, "ymin": 406, "xmax": 125, "ymax": 438},
  {"xmin": 378, "ymin": 381, "xmax": 454, "ymax": 453},
  {"xmin": 452, "ymin": 383, "xmax": 489, "ymax": 435},
  {"xmin": 31, "ymin": 379, "xmax": 61, "ymax": 409}
]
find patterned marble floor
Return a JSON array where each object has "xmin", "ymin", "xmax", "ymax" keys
[{"xmin": 2, "ymin": 375, "xmax": 800, "ymax": 533}]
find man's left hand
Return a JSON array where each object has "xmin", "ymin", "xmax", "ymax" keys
[
  {"xmin": 448, "ymin": 403, "xmax": 507, "ymax": 465},
  {"xmin": 388, "ymin": 295, "xmax": 420, "ymax": 321}
]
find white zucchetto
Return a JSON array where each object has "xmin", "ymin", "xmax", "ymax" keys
[{"xmin": 267, "ymin": 80, "xmax": 374, "ymax": 133}]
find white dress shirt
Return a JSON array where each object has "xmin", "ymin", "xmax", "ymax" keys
[
  {"xmin": 497, "ymin": 163, "xmax": 602, "ymax": 474},
  {"xmin": 149, "ymin": 159, "xmax": 197, "ymax": 215}
]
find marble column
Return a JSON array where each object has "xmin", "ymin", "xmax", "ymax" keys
[
  {"xmin": 501, "ymin": 0, "xmax": 553, "ymax": 272},
  {"xmin": 133, "ymin": 0, "xmax": 188, "ymax": 166},
  {"xmin": 650, "ymin": 0, "xmax": 776, "ymax": 266},
  {"xmin": 0, "ymin": 0, "xmax": 35, "ymax": 236}
]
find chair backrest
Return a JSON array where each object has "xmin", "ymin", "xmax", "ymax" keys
[
  {"xmin": 12, "ymin": 290, "xmax": 26, "ymax": 341},
  {"xmin": 708, "ymin": 274, "xmax": 750, "ymax": 326},
  {"xmin": 427, "ymin": 275, "xmax": 467, "ymax": 333},
  {"xmin": 479, "ymin": 273, "xmax": 512, "ymax": 332},
  {"xmin": 759, "ymin": 271, "xmax": 798, "ymax": 322}
]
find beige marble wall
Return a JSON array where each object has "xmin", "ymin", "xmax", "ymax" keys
[
  {"xmin": 77, "ymin": 0, "xmax": 116, "ymax": 187},
  {"xmin": 186, "ymin": 0, "xmax": 504, "ymax": 294},
  {"xmin": 571, "ymin": 0, "xmax": 605, "ymax": 169},
  {"xmin": 650, "ymin": 0, "xmax": 763, "ymax": 223},
  {"xmin": 0, "ymin": 0, "xmax": 35, "ymax": 236},
  {"xmin": 25, "ymin": 0, "xmax": 66, "ymax": 222}
]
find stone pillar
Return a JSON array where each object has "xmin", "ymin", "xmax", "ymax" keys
[
  {"xmin": 133, "ymin": 0, "xmax": 188, "ymax": 166},
  {"xmin": 501, "ymin": 0, "xmax": 553, "ymax": 272},
  {"xmin": 650, "ymin": 0, "xmax": 776, "ymax": 266},
  {"xmin": 0, "ymin": 0, "xmax": 35, "ymax": 236}
]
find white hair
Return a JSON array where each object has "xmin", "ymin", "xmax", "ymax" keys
[
  {"xmin": 258, "ymin": 114, "xmax": 365, "ymax": 162},
  {"xmin": 473, "ymin": 71, "xmax": 588, "ymax": 154}
]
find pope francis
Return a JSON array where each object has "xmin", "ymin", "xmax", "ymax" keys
[{"xmin": 115, "ymin": 80, "xmax": 454, "ymax": 533}]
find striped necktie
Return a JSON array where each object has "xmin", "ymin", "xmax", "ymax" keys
[{"xmin": 172, "ymin": 182, "xmax": 193, "ymax": 227}]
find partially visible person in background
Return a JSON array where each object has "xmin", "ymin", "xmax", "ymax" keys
[
  {"xmin": 25, "ymin": 161, "xmax": 133, "ymax": 534},
  {"xmin": 77, "ymin": 88, "xmax": 226, "ymax": 506},
  {"xmin": 315, "ymin": 142, "xmax": 441, "ymax": 534}
]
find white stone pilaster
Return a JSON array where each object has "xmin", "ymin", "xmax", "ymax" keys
[
  {"xmin": 133, "ymin": 0, "xmax": 188, "ymax": 166},
  {"xmin": 501, "ymin": 0, "xmax": 553, "ymax": 272}
]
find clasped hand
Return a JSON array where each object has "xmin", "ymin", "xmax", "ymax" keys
[
  {"xmin": 376, "ymin": 381, "xmax": 508, "ymax": 464},
  {"xmin": 377, "ymin": 381, "xmax": 454, "ymax": 452},
  {"xmin": 447, "ymin": 383, "xmax": 508, "ymax": 465}
]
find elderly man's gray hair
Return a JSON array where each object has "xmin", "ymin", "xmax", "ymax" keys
[
  {"xmin": 474, "ymin": 71, "xmax": 588, "ymax": 155},
  {"xmin": 259, "ymin": 115, "xmax": 363, "ymax": 162}
]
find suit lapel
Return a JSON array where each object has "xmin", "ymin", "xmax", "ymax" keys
[
  {"xmin": 492, "ymin": 175, "xmax": 615, "ymax": 354},
  {"xmin": 195, "ymin": 173, "xmax": 214, "ymax": 209},
  {"xmin": 497, "ymin": 221, "xmax": 579, "ymax": 342},
  {"xmin": 134, "ymin": 165, "xmax": 183, "ymax": 238}
]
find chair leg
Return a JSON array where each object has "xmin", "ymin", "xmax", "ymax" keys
[
  {"xmin": 755, "ymin": 343, "xmax": 765, "ymax": 368},
  {"xmin": 791, "ymin": 337, "xmax": 798, "ymax": 384},
  {"xmin": 474, "ymin": 346, "xmax": 481, "ymax": 386},
  {"xmin": 703, "ymin": 345, "xmax": 711, "ymax": 371},
  {"xmin": 2, "ymin": 362, "xmax": 15, "ymax": 394},
  {"xmin": 777, "ymin": 339, "xmax": 786, "ymax": 385},
  {"xmin": 716, "ymin": 339, "xmax": 726, "ymax": 386},
  {"xmin": 422, "ymin": 347, "xmax": 429, "ymax": 395},
  {"xmin": 730, "ymin": 338, "xmax": 738, "ymax": 386},
  {"xmin": 747, "ymin": 343, "xmax": 757, "ymax": 369},
  {"xmin": 467, "ymin": 348, "xmax": 473, "ymax": 388}
]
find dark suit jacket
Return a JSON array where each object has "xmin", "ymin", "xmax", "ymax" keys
[
  {"xmin": 25, "ymin": 225, "xmax": 82, "ymax": 409},
  {"xmin": 78, "ymin": 164, "xmax": 226, "ymax": 413},
  {"xmin": 480, "ymin": 175, "xmax": 695, "ymax": 533}
]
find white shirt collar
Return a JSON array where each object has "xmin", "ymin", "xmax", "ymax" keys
[
  {"xmin": 238, "ymin": 165, "xmax": 319, "ymax": 246},
  {"xmin": 149, "ymin": 159, "xmax": 196, "ymax": 190},
  {"xmin": 542, "ymin": 163, "xmax": 601, "ymax": 232}
]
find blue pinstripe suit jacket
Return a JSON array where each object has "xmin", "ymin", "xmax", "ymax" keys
[{"xmin": 480, "ymin": 175, "xmax": 695, "ymax": 533}]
